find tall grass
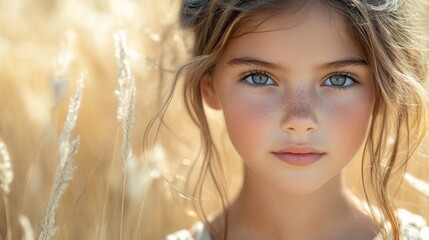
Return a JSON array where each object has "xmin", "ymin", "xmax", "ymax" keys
[
  {"xmin": 0, "ymin": 0, "xmax": 428, "ymax": 239},
  {"xmin": 0, "ymin": 0, "xmax": 201, "ymax": 238},
  {"xmin": 0, "ymin": 137, "xmax": 13, "ymax": 240},
  {"xmin": 39, "ymin": 76, "xmax": 83, "ymax": 240}
]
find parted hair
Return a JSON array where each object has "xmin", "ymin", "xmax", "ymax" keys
[{"xmin": 145, "ymin": 0, "xmax": 429, "ymax": 239}]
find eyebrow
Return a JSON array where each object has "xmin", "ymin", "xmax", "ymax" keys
[
  {"xmin": 227, "ymin": 57, "xmax": 368, "ymax": 71},
  {"xmin": 228, "ymin": 57, "xmax": 286, "ymax": 71},
  {"xmin": 319, "ymin": 58, "xmax": 368, "ymax": 69}
]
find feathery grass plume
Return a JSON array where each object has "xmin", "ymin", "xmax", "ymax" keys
[
  {"xmin": 404, "ymin": 173, "xmax": 429, "ymax": 197},
  {"xmin": 0, "ymin": 137, "xmax": 13, "ymax": 240},
  {"xmin": 114, "ymin": 30, "xmax": 136, "ymax": 240},
  {"xmin": 39, "ymin": 76, "xmax": 83, "ymax": 240},
  {"xmin": 0, "ymin": 137, "xmax": 12, "ymax": 195},
  {"xmin": 50, "ymin": 30, "xmax": 76, "ymax": 105},
  {"xmin": 128, "ymin": 145, "xmax": 165, "ymax": 199},
  {"xmin": 114, "ymin": 31, "xmax": 136, "ymax": 172},
  {"xmin": 20, "ymin": 215, "xmax": 35, "ymax": 240}
]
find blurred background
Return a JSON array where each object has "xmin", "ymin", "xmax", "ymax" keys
[{"xmin": 0, "ymin": 0, "xmax": 428, "ymax": 239}]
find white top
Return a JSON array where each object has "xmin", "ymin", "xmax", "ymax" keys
[{"xmin": 166, "ymin": 209, "xmax": 429, "ymax": 240}]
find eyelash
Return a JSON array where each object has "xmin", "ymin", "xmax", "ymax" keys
[
  {"xmin": 322, "ymin": 72, "xmax": 359, "ymax": 91},
  {"xmin": 240, "ymin": 70, "xmax": 276, "ymax": 88},
  {"xmin": 240, "ymin": 70, "xmax": 359, "ymax": 91}
]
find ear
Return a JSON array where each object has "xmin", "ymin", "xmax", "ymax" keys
[{"xmin": 200, "ymin": 75, "xmax": 221, "ymax": 110}]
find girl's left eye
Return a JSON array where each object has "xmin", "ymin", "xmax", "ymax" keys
[
  {"xmin": 322, "ymin": 74, "xmax": 357, "ymax": 89},
  {"xmin": 242, "ymin": 72, "xmax": 276, "ymax": 86}
]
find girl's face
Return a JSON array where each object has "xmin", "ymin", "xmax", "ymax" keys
[{"xmin": 202, "ymin": 2, "xmax": 375, "ymax": 194}]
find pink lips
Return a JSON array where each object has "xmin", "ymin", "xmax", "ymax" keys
[{"xmin": 273, "ymin": 146, "xmax": 325, "ymax": 167}]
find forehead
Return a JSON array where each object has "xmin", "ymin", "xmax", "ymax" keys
[{"xmin": 223, "ymin": 2, "xmax": 362, "ymax": 64}]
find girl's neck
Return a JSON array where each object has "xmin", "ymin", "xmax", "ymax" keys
[{"xmin": 211, "ymin": 168, "xmax": 377, "ymax": 240}]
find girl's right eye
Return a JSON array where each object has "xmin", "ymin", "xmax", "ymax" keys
[{"xmin": 242, "ymin": 72, "xmax": 276, "ymax": 86}]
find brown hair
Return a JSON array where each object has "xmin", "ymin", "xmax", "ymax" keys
[{"xmin": 145, "ymin": 0, "xmax": 429, "ymax": 239}]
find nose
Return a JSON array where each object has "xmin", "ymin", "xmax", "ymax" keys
[
  {"xmin": 280, "ymin": 90, "xmax": 318, "ymax": 135},
  {"xmin": 281, "ymin": 116, "xmax": 317, "ymax": 134}
]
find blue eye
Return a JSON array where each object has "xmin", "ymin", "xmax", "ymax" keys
[
  {"xmin": 323, "ymin": 74, "xmax": 357, "ymax": 89},
  {"xmin": 243, "ymin": 72, "xmax": 276, "ymax": 86}
]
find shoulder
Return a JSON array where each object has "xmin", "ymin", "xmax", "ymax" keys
[
  {"xmin": 166, "ymin": 222, "xmax": 212, "ymax": 240},
  {"xmin": 165, "ymin": 209, "xmax": 429, "ymax": 240},
  {"xmin": 373, "ymin": 208, "xmax": 429, "ymax": 240},
  {"xmin": 395, "ymin": 209, "xmax": 429, "ymax": 239}
]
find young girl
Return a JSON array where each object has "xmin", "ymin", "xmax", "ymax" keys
[{"xmin": 150, "ymin": 0, "xmax": 429, "ymax": 239}]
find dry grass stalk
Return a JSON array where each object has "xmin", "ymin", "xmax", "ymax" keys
[
  {"xmin": 0, "ymin": 137, "xmax": 13, "ymax": 239},
  {"xmin": 114, "ymin": 31, "xmax": 136, "ymax": 173},
  {"xmin": 19, "ymin": 215, "xmax": 35, "ymax": 240},
  {"xmin": 114, "ymin": 30, "xmax": 137, "ymax": 240},
  {"xmin": 39, "ymin": 76, "xmax": 83, "ymax": 240},
  {"xmin": 49, "ymin": 31, "xmax": 76, "ymax": 105},
  {"xmin": 0, "ymin": 137, "xmax": 12, "ymax": 195}
]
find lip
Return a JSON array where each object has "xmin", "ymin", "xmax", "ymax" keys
[{"xmin": 273, "ymin": 146, "xmax": 325, "ymax": 167}]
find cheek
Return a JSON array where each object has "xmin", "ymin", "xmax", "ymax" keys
[
  {"xmin": 220, "ymin": 90, "xmax": 277, "ymax": 151},
  {"xmin": 326, "ymin": 95, "xmax": 374, "ymax": 155}
]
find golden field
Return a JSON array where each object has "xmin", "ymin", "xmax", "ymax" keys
[{"xmin": 0, "ymin": 1, "xmax": 428, "ymax": 239}]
